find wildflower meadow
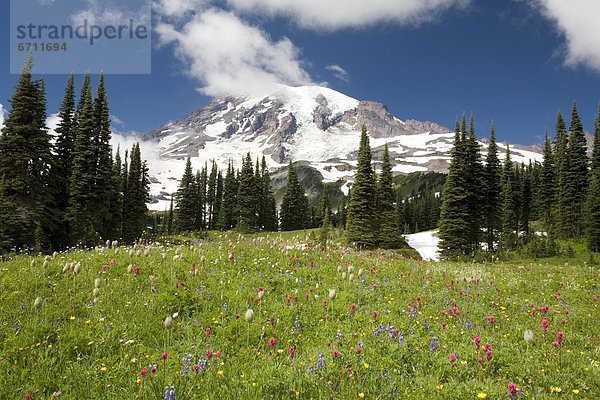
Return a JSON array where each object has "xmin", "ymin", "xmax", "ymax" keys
[{"xmin": 0, "ymin": 231, "xmax": 598, "ymax": 399}]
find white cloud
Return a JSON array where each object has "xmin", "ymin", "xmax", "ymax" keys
[
  {"xmin": 0, "ymin": 103, "xmax": 6, "ymax": 132},
  {"xmin": 326, "ymin": 64, "xmax": 349, "ymax": 82},
  {"xmin": 530, "ymin": 0, "xmax": 600, "ymax": 71},
  {"xmin": 70, "ymin": 0, "xmax": 150, "ymax": 27},
  {"xmin": 156, "ymin": 9, "xmax": 312, "ymax": 96},
  {"xmin": 153, "ymin": 0, "xmax": 208, "ymax": 18},
  {"xmin": 226, "ymin": 0, "xmax": 471, "ymax": 30}
]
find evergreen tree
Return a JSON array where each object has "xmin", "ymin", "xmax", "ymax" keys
[
  {"xmin": 375, "ymin": 144, "xmax": 405, "ymax": 248},
  {"xmin": 539, "ymin": 131, "xmax": 556, "ymax": 234},
  {"xmin": 554, "ymin": 111, "xmax": 569, "ymax": 237},
  {"xmin": 107, "ymin": 147, "xmax": 123, "ymax": 240},
  {"xmin": 67, "ymin": 73, "xmax": 99, "ymax": 245},
  {"xmin": 236, "ymin": 153, "xmax": 259, "ymax": 231},
  {"xmin": 0, "ymin": 57, "xmax": 52, "ymax": 250},
  {"xmin": 206, "ymin": 161, "xmax": 218, "ymax": 229},
  {"xmin": 259, "ymin": 156, "xmax": 278, "ymax": 231},
  {"xmin": 93, "ymin": 73, "xmax": 114, "ymax": 239},
  {"xmin": 174, "ymin": 158, "xmax": 199, "ymax": 232},
  {"xmin": 586, "ymin": 108, "xmax": 600, "ymax": 251},
  {"xmin": 500, "ymin": 146, "xmax": 517, "ymax": 249},
  {"xmin": 484, "ymin": 125, "xmax": 502, "ymax": 252},
  {"xmin": 464, "ymin": 114, "xmax": 485, "ymax": 253},
  {"xmin": 520, "ymin": 163, "xmax": 532, "ymax": 237},
  {"xmin": 561, "ymin": 103, "xmax": 589, "ymax": 237},
  {"xmin": 213, "ymin": 170, "xmax": 223, "ymax": 230},
  {"xmin": 48, "ymin": 73, "xmax": 76, "ymax": 249},
  {"xmin": 438, "ymin": 124, "xmax": 470, "ymax": 258},
  {"xmin": 122, "ymin": 143, "xmax": 148, "ymax": 242},
  {"xmin": 196, "ymin": 165, "xmax": 207, "ymax": 230},
  {"xmin": 218, "ymin": 162, "xmax": 238, "ymax": 230},
  {"xmin": 345, "ymin": 126, "xmax": 377, "ymax": 248},
  {"xmin": 280, "ymin": 162, "xmax": 309, "ymax": 231}
]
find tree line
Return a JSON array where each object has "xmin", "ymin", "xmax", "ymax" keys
[
  {"xmin": 438, "ymin": 106, "xmax": 600, "ymax": 260},
  {"xmin": 0, "ymin": 58, "xmax": 149, "ymax": 253}
]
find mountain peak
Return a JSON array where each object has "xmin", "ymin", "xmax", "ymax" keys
[{"xmin": 119, "ymin": 85, "xmax": 543, "ymax": 210}]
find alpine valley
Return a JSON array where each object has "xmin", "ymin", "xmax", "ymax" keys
[{"xmin": 112, "ymin": 84, "xmax": 544, "ymax": 210}]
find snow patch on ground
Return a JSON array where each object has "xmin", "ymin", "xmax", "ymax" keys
[{"xmin": 405, "ymin": 230, "xmax": 440, "ymax": 261}]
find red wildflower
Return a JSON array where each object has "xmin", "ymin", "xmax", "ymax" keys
[
  {"xmin": 161, "ymin": 352, "xmax": 168, "ymax": 360},
  {"xmin": 289, "ymin": 346, "xmax": 295, "ymax": 359},
  {"xmin": 486, "ymin": 315, "xmax": 495, "ymax": 324},
  {"xmin": 372, "ymin": 311, "xmax": 378, "ymax": 320},
  {"xmin": 541, "ymin": 317, "xmax": 549, "ymax": 334},
  {"xmin": 133, "ymin": 265, "xmax": 140, "ymax": 276},
  {"xmin": 474, "ymin": 335, "xmax": 481, "ymax": 350},
  {"xmin": 206, "ymin": 349, "xmax": 213, "ymax": 359},
  {"xmin": 331, "ymin": 349, "xmax": 341, "ymax": 358},
  {"xmin": 140, "ymin": 368, "xmax": 147, "ymax": 377},
  {"xmin": 556, "ymin": 331, "xmax": 564, "ymax": 345},
  {"xmin": 448, "ymin": 353, "xmax": 457, "ymax": 364},
  {"xmin": 205, "ymin": 326, "xmax": 212, "ymax": 336},
  {"xmin": 268, "ymin": 336, "xmax": 277, "ymax": 347}
]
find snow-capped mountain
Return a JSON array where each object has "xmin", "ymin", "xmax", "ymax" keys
[{"xmin": 116, "ymin": 84, "xmax": 543, "ymax": 210}]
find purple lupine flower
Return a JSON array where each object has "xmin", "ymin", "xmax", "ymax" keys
[
  {"xmin": 164, "ymin": 386, "xmax": 175, "ymax": 400},
  {"xmin": 316, "ymin": 353, "xmax": 325, "ymax": 369},
  {"xmin": 429, "ymin": 336, "xmax": 439, "ymax": 352}
]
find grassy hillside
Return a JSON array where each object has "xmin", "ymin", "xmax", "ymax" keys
[{"xmin": 0, "ymin": 232, "xmax": 598, "ymax": 399}]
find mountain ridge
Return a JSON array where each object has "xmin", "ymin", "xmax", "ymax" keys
[{"xmin": 112, "ymin": 84, "xmax": 544, "ymax": 210}]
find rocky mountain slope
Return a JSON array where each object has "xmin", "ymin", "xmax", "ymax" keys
[{"xmin": 116, "ymin": 84, "xmax": 543, "ymax": 210}]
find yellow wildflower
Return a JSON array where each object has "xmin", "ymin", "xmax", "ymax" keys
[{"xmin": 477, "ymin": 392, "xmax": 487, "ymax": 399}]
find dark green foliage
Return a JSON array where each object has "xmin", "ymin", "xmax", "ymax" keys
[
  {"xmin": 500, "ymin": 147, "xmax": 517, "ymax": 250},
  {"xmin": 464, "ymin": 115, "xmax": 485, "ymax": 253},
  {"xmin": 68, "ymin": 74, "xmax": 100, "ymax": 245},
  {"xmin": 48, "ymin": 73, "xmax": 76, "ymax": 249},
  {"xmin": 520, "ymin": 163, "xmax": 533, "ymax": 237},
  {"xmin": 106, "ymin": 147, "xmax": 123, "ymax": 240},
  {"xmin": 236, "ymin": 153, "xmax": 259, "ymax": 231},
  {"xmin": 259, "ymin": 156, "xmax": 278, "ymax": 231},
  {"xmin": 206, "ymin": 161, "xmax": 218, "ymax": 229},
  {"xmin": 554, "ymin": 111, "xmax": 569, "ymax": 237},
  {"xmin": 213, "ymin": 170, "xmax": 224, "ymax": 230},
  {"xmin": 218, "ymin": 162, "xmax": 238, "ymax": 230},
  {"xmin": 166, "ymin": 195, "xmax": 174, "ymax": 235},
  {"xmin": 560, "ymin": 103, "xmax": 589, "ymax": 237},
  {"xmin": 280, "ymin": 162, "xmax": 309, "ymax": 231},
  {"xmin": 484, "ymin": 126, "xmax": 502, "ymax": 251},
  {"xmin": 376, "ymin": 144, "xmax": 405, "ymax": 248},
  {"xmin": 0, "ymin": 57, "xmax": 53, "ymax": 251},
  {"xmin": 196, "ymin": 165, "xmax": 207, "ymax": 230},
  {"xmin": 587, "ymin": 108, "xmax": 600, "ymax": 252},
  {"xmin": 438, "ymin": 126, "xmax": 470, "ymax": 259},
  {"xmin": 174, "ymin": 158, "xmax": 199, "ymax": 232},
  {"xmin": 345, "ymin": 126, "xmax": 377, "ymax": 248},
  {"xmin": 93, "ymin": 73, "xmax": 114, "ymax": 239},
  {"xmin": 122, "ymin": 144, "xmax": 149, "ymax": 243},
  {"xmin": 539, "ymin": 131, "xmax": 556, "ymax": 234}
]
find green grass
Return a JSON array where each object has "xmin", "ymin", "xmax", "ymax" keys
[{"xmin": 0, "ymin": 231, "xmax": 598, "ymax": 399}]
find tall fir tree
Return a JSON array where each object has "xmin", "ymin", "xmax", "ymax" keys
[
  {"xmin": 93, "ymin": 73, "xmax": 114, "ymax": 239},
  {"xmin": 463, "ymin": 115, "xmax": 485, "ymax": 253},
  {"xmin": 438, "ymin": 123, "xmax": 470, "ymax": 258},
  {"xmin": 345, "ymin": 125, "xmax": 377, "ymax": 248},
  {"xmin": 236, "ymin": 153, "xmax": 259, "ymax": 231},
  {"xmin": 0, "ymin": 56, "xmax": 52, "ymax": 250},
  {"xmin": 375, "ymin": 144, "xmax": 405, "ymax": 248},
  {"xmin": 218, "ymin": 162, "xmax": 238, "ymax": 230},
  {"xmin": 561, "ymin": 103, "xmax": 589, "ymax": 237},
  {"xmin": 539, "ymin": 131, "xmax": 556, "ymax": 235},
  {"xmin": 122, "ymin": 143, "xmax": 149, "ymax": 242},
  {"xmin": 107, "ymin": 147, "xmax": 123, "ymax": 240},
  {"xmin": 259, "ymin": 156, "xmax": 278, "ymax": 231},
  {"xmin": 196, "ymin": 165, "xmax": 207, "ymax": 230},
  {"xmin": 586, "ymin": 107, "xmax": 600, "ymax": 251},
  {"xmin": 166, "ymin": 195, "xmax": 174, "ymax": 235},
  {"xmin": 67, "ymin": 73, "xmax": 99, "ymax": 245},
  {"xmin": 280, "ymin": 162, "xmax": 309, "ymax": 231},
  {"xmin": 500, "ymin": 146, "xmax": 517, "ymax": 249},
  {"xmin": 554, "ymin": 111, "xmax": 569, "ymax": 237},
  {"xmin": 206, "ymin": 161, "xmax": 218, "ymax": 229},
  {"xmin": 484, "ymin": 125, "xmax": 502, "ymax": 252},
  {"xmin": 520, "ymin": 163, "xmax": 532, "ymax": 237},
  {"xmin": 48, "ymin": 73, "xmax": 76, "ymax": 249},
  {"xmin": 213, "ymin": 170, "xmax": 224, "ymax": 230},
  {"xmin": 174, "ymin": 158, "xmax": 199, "ymax": 232}
]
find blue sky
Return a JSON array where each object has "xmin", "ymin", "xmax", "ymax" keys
[{"xmin": 1, "ymin": 0, "xmax": 600, "ymax": 145}]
